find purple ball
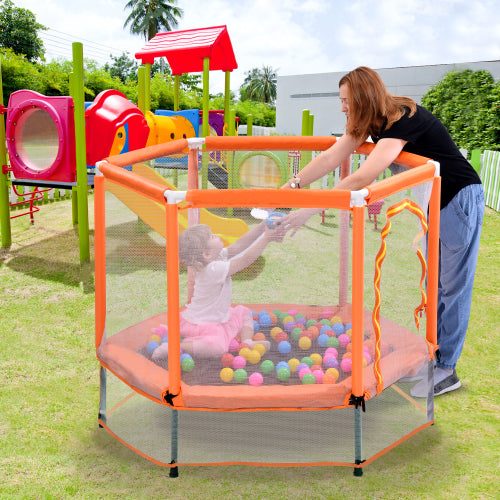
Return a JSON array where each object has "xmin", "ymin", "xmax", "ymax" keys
[{"xmin": 324, "ymin": 357, "xmax": 339, "ymax": 369}]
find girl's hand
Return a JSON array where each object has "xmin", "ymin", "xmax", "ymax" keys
[{"xmin": 274, "ymin": 208, "xmax": 320, "ymax": 237}]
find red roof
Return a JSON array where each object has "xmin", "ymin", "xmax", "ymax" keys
[{"xmin": 135, "ymin": 25, "xmax": 238, "ymax": 74}]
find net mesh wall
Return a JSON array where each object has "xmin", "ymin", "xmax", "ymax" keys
[{"xmin": 96, "ymin": 143, "xmax": 436, "ymax": 469}]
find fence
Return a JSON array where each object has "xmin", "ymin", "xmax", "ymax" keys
[{"xmin": 479, "ymin": 150, "xmax": 500, "ymax": 211}]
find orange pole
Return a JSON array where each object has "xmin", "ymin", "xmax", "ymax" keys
[
  {"xmin": 166, "ymin": 201, "xmax": 181, "ymax": 397},
  {"xmin": 187, "ymin": 147, "xmax": 199, "ymax": 302},
  {"xmin": 426, "ymin": 176, "xmax": 441, "ymax": 347},
  {"xmin": 338, "ymin": 157, "xmax": 351, "ymax": 305},
  {"xmin": 351, "ymin": 205, "xmax": 365, "ymax": 397},
  {"xmin": 94, "ymin": 175, "xmax": 106, "ymax": 348}
]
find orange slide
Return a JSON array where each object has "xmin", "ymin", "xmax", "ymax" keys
[{"xmin": 105, "ymin": 163, "xmax": 249, "ymax": 245}]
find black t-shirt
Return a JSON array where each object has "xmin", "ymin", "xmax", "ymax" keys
[{"xmin": 371, "ymin": 105, "xmax": 481, "ymax": 209}]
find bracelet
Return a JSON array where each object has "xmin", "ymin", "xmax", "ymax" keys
[{"xmin": 289, "ymin": 176, "xmax": 301, "ymax": 189}]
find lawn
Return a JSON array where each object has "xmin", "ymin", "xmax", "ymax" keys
[{"xmin": 0, "ymin": 192, "xmax": 498, "ymax": 499}]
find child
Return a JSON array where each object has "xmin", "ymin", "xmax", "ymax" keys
[{"xmin": 152, "ymin": 220, "xmax": 288, "ymax": 360}]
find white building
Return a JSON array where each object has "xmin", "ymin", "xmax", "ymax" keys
[{"xmin": 276, "ymin": 61, "xmax": 500, "ymax": 136}]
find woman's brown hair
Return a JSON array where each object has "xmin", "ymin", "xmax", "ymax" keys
[{"xmin": 339, "ymin": 66, "xmax": 417, "ymax": 140}]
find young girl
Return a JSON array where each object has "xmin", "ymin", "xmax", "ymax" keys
[{"xmin": 153, "ymin": 220, "xmax": 288, "ymax": 360}]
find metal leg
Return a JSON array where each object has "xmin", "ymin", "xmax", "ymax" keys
[
  {"xmin": 353, "ymin": 406, "xmax": 364, "ymax": 476},
  {"xmin": 98, "ymin": 366, "xmax": 107, "ymax": 426},
  {"xmin": 169, "ymin": 409, "xmax": 179, "ymax": 478}
]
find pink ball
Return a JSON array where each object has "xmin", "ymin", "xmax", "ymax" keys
[
  {"xmin": 249, "ymin": 372, "xmax": 263, "ymax": 386},
  {"xmin": 228, "ymin": 339, "xmax": 240, "ymax": 353},
  {"xmin": 312, "ymin": 369, "xmax": 324, "ymax": 383},
  {"xmin": 298, "ymin": 366, "xmax": 312, "ymax": 380},
  {"xmin": 321, "ymin": 309, "xmax": 334, "ymax": 319},
  {"xmin": 288, "ymin": 309, "xmax": 298, "ymax": 317},
  {"xmin": 233, "ymin": 355, "xmax": 246, "ymax": 369},
  {"xmin": 152, "ymin": 324, "xmax": 168, "ymax": 337},
  {"xmin": 325, "ymin": 347, "xmax": 338, "ymax": 358},
  {"xmin": 364, "ymin": 352, "xmax": 372, "ymax": 364},
  {"xmin": 340, "ymin": 358, "xmax": 352, "ymax": 372},
  {"xmin": 338, "ymin": 334, "xmax": 351, "ymax": 348}
]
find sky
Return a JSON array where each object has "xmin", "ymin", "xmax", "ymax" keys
[{"xmin": 16, "ymin": 0, "xmax": 500, "ymax": 94}]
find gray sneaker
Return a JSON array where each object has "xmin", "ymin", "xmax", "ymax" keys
[{"xmin": 434, "ymin": 369, "xmax": 461, "ymax": 396}]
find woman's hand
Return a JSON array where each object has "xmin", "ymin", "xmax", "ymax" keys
[{"xmin": 273, "ymin": 207, "xmax": 321, "ymax": 237}]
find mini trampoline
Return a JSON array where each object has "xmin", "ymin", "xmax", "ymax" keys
[{"xmin": 94, "ymin": 136, "xmax": 440, "ymax": 474}]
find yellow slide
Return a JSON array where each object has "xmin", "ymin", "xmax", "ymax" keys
[{"xmin": 106, "ymin": 163, "xmax": 249, "ymax": 245}]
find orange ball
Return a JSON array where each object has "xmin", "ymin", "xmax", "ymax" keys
[
  {"xmin": 325, "ymin": 367, "xmax": 339, "ymax": 379},
  {"xmin": 268, "ymin": 313, "xmax": 278, "ymax": 325},
  {"xmin": 308, "ymin": 326, "xmax": 320, "ymax": 339},
  {"xmin": 346, "ymin": 343, "xmax": 352, "ymax": 352},
  {"xmin": 253, "ymin": 332, "xmax": 266, "ymax": 341},
  {"xmin": 322, "ymin": 372, "xmax": 338, "ymax": 384},
  {"xmin": 342, "ymin": 352, "xmax": 352, "ymax": 360}
]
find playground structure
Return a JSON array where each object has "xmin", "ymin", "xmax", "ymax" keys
[{"xmin": 94, "ymin": 135, "xmax": 441, "ymax": 474}]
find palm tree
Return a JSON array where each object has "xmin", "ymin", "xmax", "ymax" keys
[
  {"xmin": 244, "ymin": 66, "xmax": 278, "ymax": 105},
  {"xmin": 124, "ymin": 0, "xmax": 183, "ymax": 41}
]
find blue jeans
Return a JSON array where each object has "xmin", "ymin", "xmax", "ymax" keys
[{"xmin": 436, "ymin": 183, "xmax": 484, "ymax": 370}]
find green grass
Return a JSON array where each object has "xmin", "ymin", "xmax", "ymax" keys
[{"xmin": 0, "ymin": 196, "xmax": 498, "ymax": 499}]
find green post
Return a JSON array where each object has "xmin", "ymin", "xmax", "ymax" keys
[
  {"xmin": 137, "ymin": 66, "xmax": 146, "ymax": 114},
  {"xmin": 301, "ymin": 109, "xmax": 310, "ymax": 136},
  {"xmin": 470, "ymin": 149, "xmax": 482, "ymax": 175},
  {"xmin": 68, "ymin": 72, "xmax": 78, "ymax": 225},
  {"xmin": 224, "ymin": 71, "xmax": 231, "ymax": 133},
  {"xmin": 0, "ymin": 60, "xmax": 12, "ymax": 247},
  {"xmin": 174, "ymin": 74, "xmax": 180, "ymax": 111},
  {"xmin": 227, "ymin": 109, "xmax": 236, "ymax": 216},
  {"xmin": 71, "ymin": 42, "xmax": 90, "ymax": 262},
  {"xmin": 144, "ymin": 63, "xmax": 151, "ymax": 112},
  {"xmin": 201, "ymin": 57, "xmax": 210, "ymax": 189},
  {"xmin": 300, "ymin": 110, "xmax": 312, "ymax": 177},
  {"xmin": 247, "ymin": 114, "xmax": 253, "ymax": 137}
]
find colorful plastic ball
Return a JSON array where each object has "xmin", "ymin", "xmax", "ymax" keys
[
  {"xmin": 318, "ymin": 334, "xmax": 329, "ymax": 348},
  {"xmin": 288, "ymin": 358, "xmax": 300, "ymax": 372},
  {"xmin": 249, "ymin": 372, "xmax": 264, "ymax": 386},
  {"xmin": 296, "ymin": 362, "xmax": 309, "ymax": 374},
  {"xmin": 181, "ymin": 357, "xmax": 195, "ymax": 372},
  {"xmin": 278, "ymin": 340, "xmax": 292, "ymax": 354},
  {"xmin": 340, "ymin": 358, "xmax": 352, "ymax": 372},
  {"xmin": 325, "ymin": 347, "xmax": 339, "ymax": 358},
  {"xmin": 276, "ymin": 361, "xmax": 290, "ymax": 371},
  {"xmin": 338, "ymin": 334, "xmax": 351, "ymax": 348},
  {"xmin": 302, "ymin": 373, "xmax": 316, "ymax": 385},
  {"xmin": 161, "ymin": 336, "xmax": 168, "ymax": 344},
  {"xmin": 310, "ymin": 364, "xmax": 322, "ymax": 372},
  {"xmin": 146, "ymin": 340, "xmax": 160, "ymax": 354},
  {"xmin": 152, "ymin": 324, "xmax": 168, "ymax": 337},
  {"xmin": 330, "ymin": 316, "xmax": 342, "ymax": 325},
  {"xmin": 253, "ymin": 343, "xmax": 266, "ymax": 356},
  {"xmin": 342, "ymin": 352, "xmax": 352, "ymax": 360},
  {"xmin": 259, "ymin": 315, "xmax": 272, "ymax": 328},
  {"xmin": 270, "ymin": 327, "xmax": 283, "ymax": 339},
  {"xmin": 364, "ymin": 352, "xmax": 372, "ymax": 364},
  {"xmin": 233, "ymin": 369, "xmax": 248, "ymax": 383},
  {"xmin": 345, "ymin": 322, "xmax": 352, "ymax": 331},
  {"xmin": 298, "ymin": 336, "xmax": 312, "ymax": 350},
  {"xmin": 180, "ymin": 353, "xmax": 192, "ymax": 362},
  {"xmin": 310, "ymin": 353, "xmax": 323, "ymax": 365},
  {"xmin": 308, "ymin": 326, "xmax": 320, "ymax": 339},
  {"xmin": 295, "ymin": 316, "xmax": 306, "ymax": 325},
  {"xmin": 291, "ymin": 327, "xmax": 303, "ymax": 341},
  {"xmin": 253, "ymin": 332, "xmax": 266, "ymax": 341},
  {"xmin": 319, "ymin": 325, "xmax": 332, "ymax": 335},
  {"xmin": 253, "ymin": 320, "xmax": 260, "ymax": 332},
  {"xmin": 326, "ymin": 336, "xmax": 340, "ymax": 348},
  {"xmin": 233, "ymin": 355, "xmax": 246, "ymax": 369},
  {"xmin": 261, "ymin": 359, "xmax": 274, "ymax": 374},
  {"xmin": 312, "ymin": 369, "xmax": 324, "ymax": 383},
  {"xmin": 275, "ymin": 331, "xmax": 289, "ymax": 343},
  {"xmin": 300, "ymin": 330, "xmax": 313, "ymax": 339},
  {"xmin": 344, "ymin": 329, "xmax": 353, "ymax": 338},
  {"xmin": 322, "ymin": 372, "xmax": 338, "ymax": 384},
  {"xmin": 228, "ymin": 339, "xmax": 240, "ymax": 352},
  {"xmin": 149, "ymin": 334, "xmax": 162, "ymax": 344},
  {"xmin": 221, "ymin": 353, "xmax": 234, "ymax": 368},
  {"xmin": 325, "ymin": 367, "xmax": 340, "ymax": 379},
  {"xmin": 298, "ymin": 366, "xmax": 312, "ymax": 380},
  {"xmin": 277, "ymin": 367, "xmax": 291, "ymax": 381},
  {"xmin": 300, "ymin": 356, "xmax": 314, "ymax": 367},
  {"xmin": 284, "ymin": 321, "xmax": 296, "ymax": 333},
  {"xmin": 321, "ymin": 309, "xmax": 334, "ymax": 319},
  {"xmin": 324, "ymin": 357, "xmax": 339, "ymax": 370},
  {"xmin": 239, "ymin": 347, "xmax": 252, "ymax": 360},
  {"xmin": 247, "ymin": 349, "xmax": 262, "ymax": 365},
  {"xmin": 268, "ymin": 312, "xmax": 278, "ymax": 325},
  {"xmin": 332, "ymin": 323, "xmax": 345, "ymax": 335},
  {"xmin": 319, "ymin": 319, "xmax": 330, "ymax": 326},
  {"xmin": 288, "ymin": 308, "xmax": 298, "ymax": 317},
  {"xmin": 305, "ymin": 319, "xmax": 317, "ymax": 329},
  {"xmin": 220, "ymin": 367, "xmax": 234, "ymax": 382},
  {"xmin": 282, "ymin": 315, "xmax": 294, "ymax": 325}
]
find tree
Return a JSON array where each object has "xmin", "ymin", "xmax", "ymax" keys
[
  {"xmin": 422, "ymin": 69, "xmax": 499, "ymax": 151},
  {"xmin": 0, "ymin": 0, "xmax": 46, "ymax": 62},
  {"xmin": 104, "ymin": 53, "xmax": 139, "ymax": 83},
  {"xmin": 239, "ymin": 66, "xmax": 277, "ymax": 105},
  {"xmin": 124, "ymin": 0, "xmax": 183, "ymax": 41}
]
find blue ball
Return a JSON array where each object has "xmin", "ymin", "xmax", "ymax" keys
[
  {"xmin": 320, "ymin": 325, "xmax": 333, "ymax": 335},
  {"xmin": 260, "ymin": 316, "xmax": 272, "ymax": 328},
  {"xmin": 278, "ymin": 340, "xmax": 291, "ymax": 354},
  {"xmin": 276, "ymin": 361, "xmax": 290, "ymax": 371},
  {"xmin": 332, "ymin": 323, "xmax": 345, "ymax": 335},
  {"xmin": 253, "ymin": 320, "xmax": 260, "ymax": 332},
  {"xmin": 318, "ymin": 333, "xmax": 329, "ymax": 348},
  {"xmin": 180, "ymin": 353, "xmax": 192, "ymax": 362},
  {"xmin": 146, "ymin": 340, "xmax": 160, "ymax": 354}
]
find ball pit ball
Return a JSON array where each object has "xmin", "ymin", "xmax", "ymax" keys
[
  {"xmin": 261, "ymin": 359, "xmax": 274, "ymax": 374},
  {"xmin": 276, "ymin": 361, "xmax": 290, "ymax": 371},
  {"xmin": 161, "ymin": 336, "xmax": 168, "ymax": 344},
  {"xmin": 146, "ymin": 340, "xmax": 160, "ymax": 355},
  {"xmin": 268, "ymin": 312, "xmax": 278, "ymax": 325},
  {"xmin": 300, "ymin": 330, "xmax": 313, "ymax": 339},
  {"xmin": 311, "ymin": 364, "xmax": 322, "ymax": 372},
  {"xmin": 278, "ymin": 340, "xmax": 291, "ymax": 354},
  {"xmin": 181, "ymin": 357, "xmax": 195, "ymax": 372},
  {"xmin": 284, "ymin": 321, "xmax": 296, "ymax": 333},
  {"xmin": 152, "ymin": 324, "xmax": 168, "ymax": 337},
  {"xmin": 291, "ymin": 327, "xmax": 303, "ymax": 341},
  {"xmin": 253, "ymin": 320, "xmax": 260, "ymax": 332},
  {"xmin": 322, "ymin": 372, "xmax": 338, "ymax": 384},
  {"xmin": 305, "ymin": 319, "xmax": 317, "ymax": 329},
  {"xmin": 259, "ymin": 315, "xmax": 272, "ymax": 328},
  {"xmin": 252, "ymin": 343, "xmax": 266, "ymax": 356},
  {"xmin": 321, "ymin": 309, "xmax": 334, "ymax": 319},
  {"xmin": 275, "ymin": 331, "xmax": 289, "ymax": 343},
  {"xmin": 302, "ymin": 373, "xmax": 316, "ymax": 385},
  {"xmin": 295, "ymin": 316, "xmax": 306, "ymax": 325},
  {"xmin": 330, "ymin": 316, "xmax": 342, "ymax": 325},
  {"xmin": 247, "ymin": 349, "xmax": 262, "ymax": 364},
  {"xmin": 239, "ymin": 347, "xmax": 252, "ymax": 360},
  {"xmin": 312, "ymin": 369, "xmax": 324, "ymax": 383},
  {"xmin": 233, "ymin": 355, "xmax": 246, "ymax": 369},
  {"xmin": 299, "ymin": 337, "xmax": 312, "ymax": 351},
  {"xmin": 342, "ymin": 352, "xmax": 352, "ymax": 360},
  {"xmin": 318, "ymin": 334, "xmax": 329, "ymax": 348},
  {"xmin": 332, "ymin": 323, "xmax": 345, "ymax": 335},
  {"xmin": 233, "ymin": 369, "xmax": 248, "ymax": 383},
  {"xmin": 221, "ymin": 353, "xmax": 234, "ymax": 368},
  {"xmin": 320, "ymin": 325, "xmax": 332, "ymax": 335},
  {"xmin": 220, "ymin": 367, "xmax": 234, "ymax": 382},
  {"xmin": 296, "ymin": 362, "xmax": 309, "ymax": 374},
  {"xmin": 249, "ymin": 372, "xmax": 264, "ymax": 386},
  {"xmin": 308, "ymin": 326, "xmax": 320, "ymax": 339},
  {"xmin": 288, "ymin": 358, "xmax": 300, "ymax": 372},
  {"xmin": 270, "ymin": 327, "xmax": 283, "ymax": 339},
  {"xmin": 325, "ymin": 347, "xmax": 338, "ymax": 358},
  {"xmin": 310, "ymin": 353, "xmax": 323, "ymax": 365},
  {"xmin": 324, "ymin": 357, "xmax": 339, "ymax": 370},
  {"xmin": 364, "ymin": 352, "xmax": 372, "ymax": 364},
  {"xmin": 301, "ymin": 356, "xmax": 314, "ymax": 367},
  {"xmin": 340, "ymin": 358, "xmax": 352, "ymax": 372},
  {"xmin": 180, "ymin": 353, "xmax": 192, "ymax": 362},
  {"xmin": 282, "ymin": 315, "xmax": 294, "ymax": 325},
  {"xmin": 253, "ymin": 332, "xmax": 266, "ymax": 341},
  {"xmin": 325, "ymin": 367, "xmax": 340, "ymax": 379},
  {"xmin": 338, "ymin": 334, "xmax": 351, "ymax": 348},
  {"xmin": 149, "ymin": 334, "xmax": 162, "ymax": 344},
  {"xmin": 277, "ymin": 367, "xmax": 291, "ymax": 382},
  {"xmin": 326, "ymin": 336, "xmax": 340, "ymax": 348},
  {"xmin": 228, "ymin": 339, "xmax": 240, "ymax": 352},
  {"xmin": 345, "ymin": 329, "xmax": 352, "ymax": 338},
  {"xmin": 319, "ymin": 319, "xmax": 330, "ymax": 327},
  {"xmin": 287, "ymin": 309, "xmax": 298, "ymax": 317},
  {"xmin": 298, "ymin": 367, "xmax": 312, "ymax": 380}
]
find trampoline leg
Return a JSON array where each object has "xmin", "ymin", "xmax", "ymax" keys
[
  {"xmin": 353, "ymin": 406, "xmax": 364, "ymax": 476},
  {"xmin": 169, "ymin": 409, "xmax": 179, "ymax": 478},
  {"xmin": 98, "ymin": 366, "xmax": 107, "ymax": 426}
]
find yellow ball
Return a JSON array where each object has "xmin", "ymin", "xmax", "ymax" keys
[
  {"xmin": 149, "ymin": 334, "xmax": 161, "ymax": 344},
  {"xmin": 253, "ymin": 343, "xmax": 266, "ymax": 356},
  {"xmin": 345, "ymin": 328, "xmax": 352, "ymax": 338},
  {"xmin": 330, "ymin": 316, "xmax": 342, "ymax": 325},
  {"xmin": 220, "ymin": 367, "xmax": 234, "ymax": 382},
  {"xmin": 239, "ymin": 347, "xmax": 252, "ymax": 360},
  {"xmin": 270, "ymin": 327, "xmax": 283, "ymax": 339},
  {"xmin": 325, "ymin": 367, "xmax": 339, "ymax": 379},
  {"xmin": 310, "ymin": 353, "xmax": 323, "ymax": 365},
  {"xmin": 298, "ymin": 336, "xmax": 312, "ymax": 350},
  {"xmin": 282, "ymin": 315, "xmax": 294, "ymax": 325},
  {"xmin": 288, "ymin": 358, "xmax": 300, "ymax": 372},
  {"xmin": 247, "ymin": 349, "xmax": 262, "ymax": 364}
]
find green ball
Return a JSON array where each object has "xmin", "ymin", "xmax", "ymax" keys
[
  {"xmin": 261, "ymin": 359, "xmax": 274, "ymax": 374},
  {"xmin": 302, "ymin": 373, "xmax": 316, "ymax": 385},
  {"xmin": 295, "ymin": 313, "xmax": 306, "ymax": 319},
  {"xmin": 234, "ymin": 368, "xmax": 248, "ymax": 383},
  {"xmin": 301, "ymin": 356, "xmax": 314, "ymax": 367},
  {"xmin": 181, "ymin": 357, "xmax": 195, "ymax": 372},
  {"xmin": 326, "ymin": 336, "xmax": 340, "ymax": 348},
  {"xmin": 277, "ymin": 367, "xmax": 291, "ymax": 381},
  {"xmin": 306, "ymin": 319, "xmax": 317, "ymax": 328},
  {"xmin": 291, "ymin": 327, "xmax": 303, "ymax": 341},
  {"xmin": 319, "ymin": 319, "xmax": 331, "ymax": 326}
]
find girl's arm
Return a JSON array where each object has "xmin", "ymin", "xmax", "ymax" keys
[{"xmin": 226, "ymin": 221, "xmax": 267, "ymax": 259}]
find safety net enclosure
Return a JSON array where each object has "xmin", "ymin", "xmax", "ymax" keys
[{"xmin": 94, "ymin": 136, "xmax": 440, "ymax": 474}]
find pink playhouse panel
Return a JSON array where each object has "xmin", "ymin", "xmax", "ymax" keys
[{"xmin": 135, "ymin": 25, "xmax": 238, "ymax": 73}]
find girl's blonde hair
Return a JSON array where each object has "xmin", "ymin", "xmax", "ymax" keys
[
  {"xmin": 339, "ymin": 66, "xmax": 417, "ymax": 141},
  {"xmin": 178, "ymin": 224, "xmax": 212, "ymax": 272}
]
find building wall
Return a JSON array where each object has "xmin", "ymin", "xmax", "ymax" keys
[{"xmin": 276, "ymin": 61, "xmax": 500, "ymax": 136}]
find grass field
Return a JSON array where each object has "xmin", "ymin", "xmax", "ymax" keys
[{"xmin": 0, "ymin": 192, "xmax": 498, "ymax": 499}]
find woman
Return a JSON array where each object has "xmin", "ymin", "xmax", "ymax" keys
[{"xmin": 282, "ymin": 66, "xmax": 484, "ymax": 397}]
